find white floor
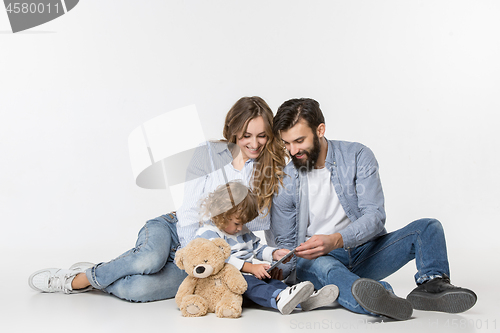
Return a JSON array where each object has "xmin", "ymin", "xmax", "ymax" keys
[{"xmin": 3, "ymin": 245, "xmax": 498, "ymax": 333}]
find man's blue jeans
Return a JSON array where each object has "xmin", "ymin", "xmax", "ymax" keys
[
  {"xmin": 85, "ymin": 214, "xmax": 187, "ymax": 302},
  {"xmin": 296, "ymin": 218, "xmax": 450, "ymax": 314}
]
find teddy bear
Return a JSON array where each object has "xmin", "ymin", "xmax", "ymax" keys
[{"xmin": 174, "ymin": 237, "xmax": 248, "ymax": 318}]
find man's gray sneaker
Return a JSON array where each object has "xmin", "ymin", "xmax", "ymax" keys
[
  {"xmin": 352, "ymin": 278, "xmax": 413, "ymax": 321},
  {"xmin": 29, "ymin": 262, "xmax": 95, "ymax": 294}
]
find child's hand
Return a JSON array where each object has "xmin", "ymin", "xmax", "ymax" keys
[
  {"xmin": 249, "ymin": 263, "xmax": 271, "ymax": 280},
  {"xmin": 272, "ymin": 249, "xmax": 293, "ymax": 264}
]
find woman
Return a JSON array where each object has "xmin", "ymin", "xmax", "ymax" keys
[{"xmin": 28, "ymin": 96, "xmax": 287, "ymax": 302}]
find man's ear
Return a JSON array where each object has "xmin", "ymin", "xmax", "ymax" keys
[{"xmin": 316, "ymin": 123, "xmax": 326, "ymax": 138}]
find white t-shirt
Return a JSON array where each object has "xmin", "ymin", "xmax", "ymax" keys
[{"xmin": 306, "ymin": 167, "xmax": 351, "ymax": 239}]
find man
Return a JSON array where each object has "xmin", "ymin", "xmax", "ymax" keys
[{"xmin": 270, "ymin": 98, "xmax": 476, "ymax": 320}]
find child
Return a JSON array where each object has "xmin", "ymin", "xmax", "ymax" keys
[{"xmin": 196, "ymin": 181, "xmax": 339, "ymax": 315}]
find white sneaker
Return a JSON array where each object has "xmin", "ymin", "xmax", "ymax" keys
[
  {"xmin": 28, "ymin": 262, "xmax": 95, "ymax": 294},
  {"xmin": 301, "ymin": 284, "xmax": 339, "ymax": 311},
  {"xmin": 276, "ymin": 281, "xmax": 314, "ymax": 315}
]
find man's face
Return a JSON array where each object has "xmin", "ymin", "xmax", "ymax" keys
[{"xmin": 280, "ymin": 119, "xmax": 321, "ymax": 172}]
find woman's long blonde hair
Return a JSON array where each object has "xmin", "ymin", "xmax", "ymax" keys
[{"xmin": 223, "ymin": 96, "xmax": 286, "ymax": 214}]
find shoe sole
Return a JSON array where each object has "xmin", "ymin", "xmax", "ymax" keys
[
  {"xmin": 407, "ymin": 290, "xmax": 477, "ymax": 313},
  {"xmin": 352, "ymin": 278, "xmax": 413, "ymax": 321},
  {"xmin": 280, "ymin": 283, "xmax": 314, "ymax": 315},
  {"xmin": 301, "ymin": 285, "xmax": 339, "ymax": 311}
]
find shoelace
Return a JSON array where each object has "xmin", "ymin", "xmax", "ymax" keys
[{"xmin": 48, "ymin": 273, "xmax": 73, "ymax": 294}]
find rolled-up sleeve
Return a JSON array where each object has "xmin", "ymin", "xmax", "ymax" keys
[{"xmin": 338, "ymin": 145, "xmax": 386, "ymax": 248}]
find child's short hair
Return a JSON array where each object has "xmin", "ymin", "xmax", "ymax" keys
[{"xmin": 200, "ymin": 181, "xmax": 259, "ymax": 230}]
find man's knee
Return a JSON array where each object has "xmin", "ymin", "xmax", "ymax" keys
[
  {"xmin": 297, "ymin": 256, "xmax": 346, "ymax": 281},
  {"xmin": 411, "ymin": 218, "xmax": 444, "ymax": 233}
]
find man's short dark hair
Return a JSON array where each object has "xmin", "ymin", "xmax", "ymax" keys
[{"xmin": 273, "ymin": 98, "xmax": 325, "ymax": 136}]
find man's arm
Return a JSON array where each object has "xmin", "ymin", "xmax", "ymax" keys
[
  {"xmin": 269, "ymin": 175, "xmax": 297, "ymax": 277},
  {"xmin": 337, "ymin": 145, "xmax": 386, "ymax": 249},
  {"xmin": 270, "ymin": 175, "xmax": 297, "ymax": 250},
  {"xmin": 296, "ymin": 144, "xmax": 386, "ymax": 259}
]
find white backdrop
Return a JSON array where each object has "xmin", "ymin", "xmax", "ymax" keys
[{"xmin": 1, "ymin": 0, "xmax": 499, "ymax": 327}]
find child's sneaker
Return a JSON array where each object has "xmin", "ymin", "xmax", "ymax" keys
[
  {"xmin": 276, "ymin": 281, "xmax": 314, "ymax": 315},
  {"xmin": 28, "ymin": 262, "xmax": 94, "ymax": 294},
  {"xmin": 301, "ymin": 284, "xmax": 339, "ymax": 311}
]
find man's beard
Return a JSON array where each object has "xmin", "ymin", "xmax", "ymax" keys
[{"xmin": 291, "ymin": 133, "xmax": 321, "ymax": 172}]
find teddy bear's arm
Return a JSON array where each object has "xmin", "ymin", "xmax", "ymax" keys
[
  {"xmin": 175, "ymin": 276, "xmax": 198, "ymax": 308},
  {"xmin": 220, "ymin": 264, "xmax": 248, "ymax": 295}
]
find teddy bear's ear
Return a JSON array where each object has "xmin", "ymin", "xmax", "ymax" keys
[
  {"xmin": 174, "ymin": 247, "xmax": 185, "ymax": 270},
  {"xmin": 211, "ymin": 238, "xmax": 231, "ymax": 259}
]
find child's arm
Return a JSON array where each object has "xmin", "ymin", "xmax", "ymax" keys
[{"xmin": 241, "ymin": 262, "xmax": 271, "ymax": 280}]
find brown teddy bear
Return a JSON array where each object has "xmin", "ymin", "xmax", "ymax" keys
[{"xmin": 174, "ymin": 237, "xmax": 248, "ymax": 318}]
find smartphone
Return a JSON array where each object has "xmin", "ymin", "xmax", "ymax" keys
[{"xmin": 266, "ymin": 248, "xmax": 297, "ymax": 274}]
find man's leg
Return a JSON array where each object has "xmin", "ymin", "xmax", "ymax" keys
[
  {"xmin": 351, "ymin": 218, "xmax": 449, "ymax": 283},
  {"xmin": 296, "ymin": 254, "xmax": 370, "ymax": 315},
  {"xmin": 296, "ymin": 250, "xmax": 412, "ymax": 320},
  {"xmin": 351, "ymin": 218, "xmax": 476, "ymax": 313}
]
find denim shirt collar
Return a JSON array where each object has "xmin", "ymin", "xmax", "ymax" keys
[{"xmin": 324, "ymin": 137, "xmax": 336, "ymax": 169}]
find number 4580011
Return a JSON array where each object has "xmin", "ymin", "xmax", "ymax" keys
[{"xmin": 6, "ymin": 2, "xmax": 60, "ymax": 14}]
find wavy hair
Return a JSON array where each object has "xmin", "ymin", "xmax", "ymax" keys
[
  {"xmin": 223, "ymin": 96, "xmax": 286, "ymax": 214},
  {"xmin": 200, "ymin": 181, "xmax": 259, "ymax": 229}
]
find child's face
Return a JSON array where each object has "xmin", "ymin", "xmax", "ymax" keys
[{"xmin": 222, "ymin": 215, "xmax": 244, "ymax": 235}]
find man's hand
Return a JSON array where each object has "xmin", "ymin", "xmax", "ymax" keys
[{"xmin": 295, "ymin": 233, "xmax": 343, "ymax": 260}]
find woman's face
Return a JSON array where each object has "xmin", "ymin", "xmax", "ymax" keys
[{"xmin": 236, "ymin": 116, "xmax": 268, "ymax": 161}]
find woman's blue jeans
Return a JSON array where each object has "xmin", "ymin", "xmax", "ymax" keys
[
  {"xmin": 85, "ymin": 213, "xmax": 187, "ymax": 302},
  {"xmin": 296, "ymin": 218, "xmax": 450, "ymax": 315}
]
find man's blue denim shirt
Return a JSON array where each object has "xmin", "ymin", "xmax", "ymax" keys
[{"xmin": 270, "ymin": 139, "xmax": 387, "ymax": 278}]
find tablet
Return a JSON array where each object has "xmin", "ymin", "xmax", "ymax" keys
[{"xmin": 266, "ymin": 248, "xmax": 297, "ymax": 273}]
